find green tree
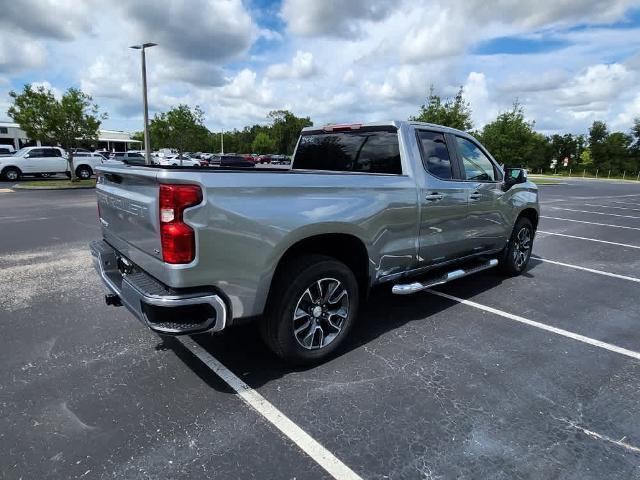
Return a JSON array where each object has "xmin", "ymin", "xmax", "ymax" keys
[
  {"xmin": 149, "ymin": 104, "xmax": 210, "ymax": 152},
  {"xmin": 477, "ymin": 102, "xmax": 546, "ymax": 168},
  {"xmin": 8, "ymin": 84, "xmax": 105, "ymax": 180},
  {"xmin": 268, "ymin": 110, "xmax": 313, "ymax": 154},
  {"xmin": 7, "ymin": 85, "xmax": 57, "ymax": 144},
  {"xmin": 411, "ymin": 85, "xmax": 473, "ymax": 131},
  {"xmin": 631, "ymin": 117, "xmax": 640, "ymax": 151},
  {"xmin": 251, "ymin": 132, "xmax": 276, "ymax": 154},
  {"xmin": 588, "ymin": 120, "xmax": 609, "ymax": 170}
]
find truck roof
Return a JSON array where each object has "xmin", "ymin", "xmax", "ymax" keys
[{"xmin": 301, "ymin": 120, "xmax": 470, "ymax": 137}]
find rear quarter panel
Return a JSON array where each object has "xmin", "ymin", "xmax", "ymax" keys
[{"xmin": 171, "ymin": 170, "xmax": 419, "ymax": 319}]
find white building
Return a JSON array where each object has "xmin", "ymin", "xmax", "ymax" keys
[{"xmin": 0, "ymin": 120, "xmax": 141, "ymax": 152}]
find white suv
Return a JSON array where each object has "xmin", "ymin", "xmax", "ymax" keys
[{"xmin": 0, "ymin": 147, "xmax": 104, "ymax": 181}]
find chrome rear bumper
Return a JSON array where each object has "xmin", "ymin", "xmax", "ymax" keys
[{"xmin": 90, "ymin": 240, "xmax": 227, "ymax": 335}]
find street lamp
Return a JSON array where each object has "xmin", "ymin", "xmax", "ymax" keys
[{"xmin": 130, "ymin": 42, "xmax": 157, "ymax": 165}]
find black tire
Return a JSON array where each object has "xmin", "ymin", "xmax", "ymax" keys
[
  {"xmin": 260, "ymin": 254, "xmax": 359, "ymax": 365},
  {"xmin": 2, "ymin": 167, "xmax": 21, "ymax": 181},
  {"xmin": 76, "ymin": 165, "xmax": 92, "ymax": 179},
  {"xmin": 499, "ymin": 217, "xmax": 534, "ymax": 276}
]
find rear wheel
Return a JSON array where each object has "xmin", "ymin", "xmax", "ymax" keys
[
  {"xmin": 2, "ymin": 167, "xmax": 20, "ymax": 181},
  {"xmin": 260, "ymin": 254, "xmax": 359, "ymax": 365},
  {"xmin": 499, "ymin": 217, "xmax": 534, "ymax": 276},
  {"xmin": 76, "ymin": 165, "xmax": 92, "ymax": 179}
]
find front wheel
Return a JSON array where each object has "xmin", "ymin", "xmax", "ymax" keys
[
  {"xmin": 2, "ymin": 167, "xmax": 20, "ymax": 181},
  {"xmin": 260, "ymin": 254, "xmax": 359, "ymax": 365},
  {"xmin": 499, "ymin": 217, "xmax": 534, "ymax": 276}
]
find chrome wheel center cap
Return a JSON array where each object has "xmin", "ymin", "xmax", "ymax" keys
[{"xmin": 312, "ymin": 306, "xmax": 323, "ymax": 318}]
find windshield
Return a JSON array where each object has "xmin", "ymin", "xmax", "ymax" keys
[{"xmin": 13, "ymin": 147, "xmax": 29, "ymax": 157}]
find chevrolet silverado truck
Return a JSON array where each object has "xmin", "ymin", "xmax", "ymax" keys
[{"xmin": 90, "ymin": 121, "xmax": 538, "ymax": 364}]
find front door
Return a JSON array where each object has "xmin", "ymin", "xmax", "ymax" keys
[
  {"xmin": 452, "ymin": 135, "xmax": 509, "ymax": 252},
  {"xmin": 416, "ymin": 130, "xmax": 471, "ymax": 266}
]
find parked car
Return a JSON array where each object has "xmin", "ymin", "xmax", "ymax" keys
[
  {"xmin": 91, "ymin": 121, "xmax": 538, "ymax": 365},
  {"xmin": 270, "ymin": 154, "xmax": 290, "ymax": 165},
  {"xmin": 111, "ymin": 151, "xmax": 147, "ymax": 165},
  {"xmin": 207, "ymin": 154, "xmax": 256, "ymax": 168},
  {"xmin": 157, "ymin": 154, "xmax": 201, "ymax": 167},
  {"xmin": 0, "ymin": 146, "xmax": 67, "ymax": 181},
  {"xmin": 257, "ymin": 154, "xmax": 272, "ymax": 164},
  {"xmin": 0, "ymin": 145, "xmax": 15, "ymax": 156}
]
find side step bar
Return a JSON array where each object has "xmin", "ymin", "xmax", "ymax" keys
[{"xmin": 392, "ymin": 258, "xmax": 499, "ymax": 295}]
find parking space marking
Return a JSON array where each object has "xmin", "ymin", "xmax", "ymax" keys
[
  {"xmin": 0, "ymin": 188, "xmax": 13, "ymax": 193},
  {"xmin": 610, "ymin": 200, "xmax": 640, "ymax": 207},
  {"xmin": 584, "ymin": 203, "xmax": 640, "ymax": 212},
  {"xmin": 178, "ymin": 337, "xmax": 363, "ymax": 480},
  {"xmin": 540, "ymin": 216, "xmax": 640, "ymax": 231},
  {"xmin": 549, "ymin": 206, "xmax": 640, "ymax": 219},
  {"xmin": 426, "ymin": 290, "xmax": 640, "ymax": 361},
  {"xmin": 537, "ymin": 230, "xmax": 640, "ymax": 249},
  {"xmin": 533, "ymin": 256, "xmax": 640, "ymax": 283}
]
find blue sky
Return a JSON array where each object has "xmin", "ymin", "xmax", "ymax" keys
[{"xmin": 1, "ymin": 0, "xmax": 639, "ymax": 135}]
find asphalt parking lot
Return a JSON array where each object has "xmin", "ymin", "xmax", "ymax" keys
[{"xmin": 1, "ymin": 177, "xmax": 639, "ymax": 479}]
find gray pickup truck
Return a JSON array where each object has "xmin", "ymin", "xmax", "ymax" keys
[{"xmin": 91, "ymin": 121, "xmax": 539, "ymax": 364}]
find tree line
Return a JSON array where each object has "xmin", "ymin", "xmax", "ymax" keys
[
  {"xmin": 134, "ymin": 106, "xmax": 312, "ymax": 156},
  {"xmin": 411, "ymin": 86, "xmax": 640, "ymax": 176},
  {"xmin": 6, "ymin": 82, "xmax": 640, "ymax": 176}
]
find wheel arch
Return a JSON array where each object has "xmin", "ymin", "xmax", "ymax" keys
[
  {"xmin": 517, "ymin": 207, "xmax": 539, "ymax": 231},
  {"xmin": 269, "ymin": 233, "xmax": 370, "ymax": 304}
]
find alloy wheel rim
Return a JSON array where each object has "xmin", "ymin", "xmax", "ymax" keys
[
  {"xmin": 293, "ymin": 278, "xmax": 349, "ymax": 350},
  {"xmin": 7, "ymin": 171, "xmax": 17, "ymax": 180},
  {"xmin": 512, "ymin": 227, "xmax": 531, "ymax": 269},
  {"xmin": 80, "ymin": 170, "xmax": 90, "ymax": 179}
]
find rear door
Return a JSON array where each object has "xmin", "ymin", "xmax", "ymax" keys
[
  {"xmin": 45, "ymin": 148, "xmax": 68, "ymax": 172},
  {"xmin": 452, "ymin": 135, "xmax": 509, "ymax": 252},
  {"xmin": 416, "ymin": 130, "xmax": 471, "ymax": 266}
]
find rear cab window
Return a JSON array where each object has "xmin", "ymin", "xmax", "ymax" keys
[
  {"xmin": 294, "ymin": 126, "xmax": 402, "ymax": 174},
  {"xmin": 416, "ymin": 130, "xmax": 455, "ymax": 180}
]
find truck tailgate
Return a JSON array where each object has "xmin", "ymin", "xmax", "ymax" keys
[{"xmin": 96, "ymin": 167, "xmax": 162, "ymax": 260}]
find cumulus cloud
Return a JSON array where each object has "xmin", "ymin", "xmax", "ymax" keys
[
  {"xmin": 0, "ymin": 0, "xmax": 96, "ymax": 40},
  {"xmin": 0, "ymin": 37, "xmax": 46, "ymax": 73},
  {"xmin": 281, "ymin": 0, "xmax": 394, "ymax": 38},
  {"xmin": 266, "ymin": 51, "xmax": 318, "ymax": 79},
  {"xmin": 122, "ymin": 0, "xmax": 256, "ymax": 63}
]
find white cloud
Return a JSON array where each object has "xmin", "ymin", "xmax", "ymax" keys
[
  {"xmin": 266, "ymin": 51, "xmax": 317, "ymax": 79},
  {"xmin": 0, "ymin": 36, "xmax": 46, "ymax": 73},
  {"xmin": 281, "ymin": 0, "xmax": 394, "ymax": 38}
]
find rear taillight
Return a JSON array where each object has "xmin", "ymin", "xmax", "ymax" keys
[{"xmin": 159, "ymin": 184, "xmax": 202, "ymax": 264}]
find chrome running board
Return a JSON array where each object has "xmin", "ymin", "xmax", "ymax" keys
[{"xmin": 392, "ymin": 258, "xmax": 498, "ymax": 295}]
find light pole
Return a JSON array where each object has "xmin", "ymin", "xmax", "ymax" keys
[{"xmin": 130, "ymin": 42, "xmax": 157, "ymax": 165}]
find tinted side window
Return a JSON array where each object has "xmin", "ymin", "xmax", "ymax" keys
[
  {"xmin": 455, "ymin": 137, "xmax": 496, "ymax": 182},
  {"xmin": 417, "ymin": 131, "xmax": 453, "ymax": 180},
  {"xmin": 29, "ymin": 149, "xmax": 45, "ymax": 158},
  {"xmin": 294, "ymin": 129, "xmax": 401, "ymax": 174}
]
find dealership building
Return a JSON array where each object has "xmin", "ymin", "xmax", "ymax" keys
[{"xmin": 0, "ymin": 121, "xmax": 141, "ymax": 152}]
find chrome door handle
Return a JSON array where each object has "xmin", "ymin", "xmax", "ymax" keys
[
  {"xmin": 469, "ymin": 192, "xmax": 481, "ymax": 200},
  {"xmin": 425, "ymin": 193, "xmax": 444, "ymax": 202}
]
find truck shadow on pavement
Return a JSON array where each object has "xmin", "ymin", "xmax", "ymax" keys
[{"xmin": 161, "ymin": 259, "xmax": 543, "ymax": 392}]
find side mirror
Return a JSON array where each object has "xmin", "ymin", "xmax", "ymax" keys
[{"xmin": 504, "ymin": 167, "xmax": 527, "ymax": 189}]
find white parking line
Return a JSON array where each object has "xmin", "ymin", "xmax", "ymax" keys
[
  {"xmin": 533, "ymin": 256, "xmax": 640, "ymax": 283},
  {"xmin": 540, "ymin": 216, "xmax": 640, "ymax": 231},
  {"xmin": 426, "ymin": 290, "xmax": 640, "ymax": 361},
  {"xmin": 550, "ymin": 206, "xmax": 640, "ymax": 219},
  {"xmin": 537, "ymin": 230, "xmax": 640, "ymax": 249},
  {"xmin": 610, "ymin": 200, "xmax": 640, "ymax": 207},
  {"xmin": 177, "ymin": 337, "xmax": 363, "ymax": 480},
  {"xmin": 584, "ymin": 203, "xmax": 640, "ymax": 212}
]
